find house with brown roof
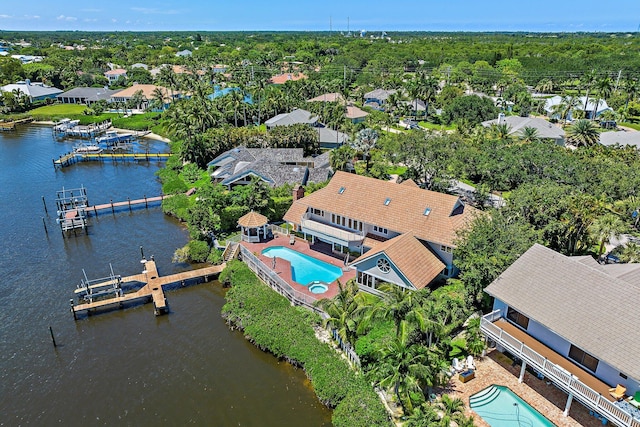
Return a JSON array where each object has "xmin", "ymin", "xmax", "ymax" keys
[
  {"xmin": 104, "ymin": 68, "xmax": 127, "ymax": 85},
  {"xmin": 269, "ymin": 73, "xmax": 307, "ymax": 85},
  {"xmin": 283, "ymin": 172, "xmax": 478, "ymax": 294},
  {"xmin": 482, "ymin": 244, "xmax": 640, "ymax": 424},
  {"xmin": 111, "ymin": 84, "xmax": 173, "ymax": 110}
]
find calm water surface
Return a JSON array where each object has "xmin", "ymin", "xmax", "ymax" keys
[{"xmin": 0, "ymin": 125, "xmax": 332, "ymax": 426}]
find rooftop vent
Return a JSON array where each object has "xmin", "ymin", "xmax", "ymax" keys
[
  {"xmin": 384, "ymin": 198, "xmax": 391, "ymax": 206},
  {"xmin": 338, "ymin": 186, "xmax": 345, "ymax": 194},
  {"xmin": 423, "ymin": 207, "xmax": 431, "ymax": 216}
]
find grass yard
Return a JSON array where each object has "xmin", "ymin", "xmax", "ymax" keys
[
  {"xmin": 29, "ymin": 104, "xmax": 87, "ymax": 120},
  {"xmin": 387, "ymin": 165, "xmax": 407, "ymax": 175},
  {"xmin": 620, "ymin": 122, "xmax": 640, "ymax": 131},
  {"xmin": 418, "ymin": 121, "xmax": 457, "ymax": 131}
]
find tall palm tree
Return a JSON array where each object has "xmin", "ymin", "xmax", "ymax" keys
[
  {"xmin": 329, "ymin": 145, "xmax": 356, "ymax": 172},
  {"xmin": 589, "ymin": 213, "xmax": 627, "ymax": 258},
  {"xmin": 438, "ymin": 394, "xmax": 465, "ymax": 427},
  {"xmin": 580, "ymin": 69, "xmax": 597, "ymax": 113},
  {"xmin": 350, "ymin": 128, "xmax": 379, "ymax": 174},
  {"xmin": 535, "ymin": 78, "xmax": 554, "ymax": 93},
  {"xmin": 566, "ymin": 119, "xmax": 600, "ymax": 147},
  {"xmin": 560, "ymin": 95, "xmax": 580, "ymax": 126},
  {"xmin": 593, "ymin": 77, "xmax": 613, "ymax": 120},
  {"xmin": 403, "ymin": 402, "xmax": 440, "ymax": 426},
  {"xmin": 490, "ymin": 123, "xmax": 512, "ymax": 141}
]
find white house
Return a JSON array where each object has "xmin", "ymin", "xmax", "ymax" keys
[{"xmin": 544, "ymin": 95, "xmax": 613, "ymax": 121}]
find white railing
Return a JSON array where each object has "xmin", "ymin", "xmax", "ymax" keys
[
  {"xmin": 239, "ymin": 245, "xmax": 362, "ymax": 370},
  {"xmin": 301, "ymin": 213, "xmax": 364, "ymax": 243},
  {"xmin": 268, "ymin": 224, "xmax": 290, "ymax": 236},
  {"xmin": 481, "ymin": 310, "xmax": 640, "ymax": 427}
]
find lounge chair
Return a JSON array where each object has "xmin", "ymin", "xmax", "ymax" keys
[
  {"xmin": 452, "ymin": 358, "xmax": 465, "ymax": 372},
  {"xmin": 466, "ymin": 355, "xmax": 476, "ymax": 370},
  {"xmin": 609, "ymin": 384, "xmax": 626, "ymax": 400},
  {"xmin": 628, "ymin": 391, "xmax": 640, "ymax": 408},
  {"xmin": 289, "ymin": 234, "xmax": 295, "ymax": 245}
]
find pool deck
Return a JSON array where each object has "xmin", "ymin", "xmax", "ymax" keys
[
  {"xmin": 441, "ymin": 348, "xmax": 602, "ymax": 427},
  {"xmin": 240, "ymin": 235, "xmax": 356, "ymax": 301}
]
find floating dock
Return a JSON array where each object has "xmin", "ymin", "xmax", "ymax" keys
[
  {"xmin": 53, "ymin": 151, "xmax": 171, "ymax": 169},
  {"xmin": 71, "ymin": 259, "xmax": 226, "ymax": 318},
  {"xmin": 0, "ymin": 117, "xmax": 33, "ymax": 131}
]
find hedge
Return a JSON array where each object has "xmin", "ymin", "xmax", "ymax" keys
[{"xmin": 221, "ymin": 261, "xmax": 391, "ymax": 427}]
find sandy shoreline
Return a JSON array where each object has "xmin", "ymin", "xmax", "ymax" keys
[{"xmin": 32, "ymin": 121, "xmax": 171, "ymax": 143}]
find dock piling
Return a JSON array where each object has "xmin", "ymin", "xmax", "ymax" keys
[
  {"xmin": 110, "ymin": 199, "xmax": 114, "ymax": 214},
  {"xmin": 70, "ymin": 299, "xmax": 76, "ymax": 320},
  {"xmin": 49, "ymin": 326, "xmax": 57, "ymax": 347},
  {"xmin": 42, "ymin": 196, "xmax": 48, "ymax": 214},
  {"xmin": 42, "ymin": 217, "xmax": 48, "ymax": 234},
  {"xmin": 127, "ymin": 197, "xmax": 131, "ymax": 212}
]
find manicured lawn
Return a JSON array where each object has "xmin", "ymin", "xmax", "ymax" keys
[
  {"xmin": 620, "ymin": 122, "xmax": 640, "ymax": 131},
  {"xmin": 418, "ymin": 121, "xmax": 457, "ymax": 131},
  {"xmin": 29, "ymin": 104, "xmax": 86, "ymax": 119},
  {"xmin": 387, "ymin": 165, "xmax": 407, "ymax": 175}
]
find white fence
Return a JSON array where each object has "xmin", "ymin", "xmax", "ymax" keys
[
  {"xmin": 481, "ymin": 310, "xmax": 640, "ymax": 427},
  {"xmin": 239, "ymin": 245, "xmax": 361, "ymax": 369}
]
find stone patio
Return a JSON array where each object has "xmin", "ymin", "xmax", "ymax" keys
[{"xmin": 440, "ymin": 349, "xmax": 603, "ymax": 427}]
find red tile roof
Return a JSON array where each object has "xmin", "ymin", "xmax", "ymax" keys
[{"xmin": 269, "ymin": 73, "xmax": 307, "ymax": 84}]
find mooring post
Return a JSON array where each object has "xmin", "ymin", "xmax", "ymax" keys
[
  {"xmin": 49, "ymin": 326, "xmax": 57, "ymax": 347},
  {"xmin": 42, "ymin": 217, "xmax": 48, "ymax": 234},
  {"xmin": 140, "ymin": 245, "xmax": 145, "ymax": 260},
  {"xmin": 110, "ymin": 199, "xmax": 114, "ymax": 214},
  {"xmin": 70, "ymin": 299, "xmax": 76, "ymax": 320},
  {"xmin": 42, "ymin": 196, "xmax": 48, "ymax": 214},
  {"xmin": 144, "ymin": 195, "xmax": 148, "ymax": 208}
]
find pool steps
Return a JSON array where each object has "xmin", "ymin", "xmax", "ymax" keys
[{"xmin": 469, "ymin": 385, "xmax": 501, "ymax": 407}]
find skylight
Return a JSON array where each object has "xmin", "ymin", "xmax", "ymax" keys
[
  {"xmin": 384, "ymin": 198, "xmax": 391, "ymax": 206},
  {"xmin": 423, "ymin": 207, "xmax": 432, "ymax": 216},
  {"xmin": 338, "ymin": 186, "xmax": 345, "ymax": 194}
]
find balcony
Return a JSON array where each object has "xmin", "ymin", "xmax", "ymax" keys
[
  {"xmin": 481, "ymin": 310, "xmax": 640, "ymax": 427},
  {"xmin": 300, "ymin": 213, "xmax": 364, "ymax": 246}
]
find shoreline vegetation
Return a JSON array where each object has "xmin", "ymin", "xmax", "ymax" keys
[{"xmin": 220, "ymin": 260, "xmax": 391, "ymax": 427}]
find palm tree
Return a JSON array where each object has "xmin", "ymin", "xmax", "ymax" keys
[
  {"xmin": 589, "ymin": 213, "xmax": 627, "ymax": 258},
  {"xmin": 580, "ymin": 69, "xmax": 597, "ymax": 113},
  {"xmin": 350, "ymin": 128, "xmax": 379, "ymax": 174},
  {"xmin": 314, "ymin": 279, "xmax": 364, "ymax": 344},
  {"xmin": 151, "ymin": 87, "xmax": 168, "ymax": 111},
  {"xmin": 403, "ymin": 402, "xmax": 440, "ymax": 426},
  {"xmin": 535, "ymin": 78, "xmax": 554, "ymax": 93},
  {"xmin": 490, "ymin": 123, "xmax": 512, "ymax": 141},
  {"xmin": 374, "ymin": 283, "xmax": 427, "ymax": 337},
  {"xmin": 438, "ymin": 394, "xmax": 465, "ymax": 426},
  {"xmin": 329, "ymin": 145, "xmax": 356, "ymax": 172},
  {"xmin": 559, "ymin": 95, "xmax": 580, "ymax": 126},
  {"xmin": 623, "ymin": 77, "xmax": 640, "ymax": 111},
  {"xmin": 566, "ymin": 119, "xmax": 600, "ymax": 147},
  {"xmin": 618, "ymin": 242, "xmax": 640, "ymax": 263},
  {"xmin": 518, "ymin": 126, "xmax": 540, "ymax": 144}
]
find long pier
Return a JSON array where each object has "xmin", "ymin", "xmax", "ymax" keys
[
  {"xmin": 53, "ymin": 152, "xmax": 171, "ymax": 169},
  {"xmin": 86, "ymin": 195, "xmax": 166, "ymax": 216},
  {"xmin": 71, "ymin": 259, "xmax": 225, "ymax": 318}
]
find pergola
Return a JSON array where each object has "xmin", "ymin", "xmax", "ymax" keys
[{"xmin": 238, "ymin": 211, "xmax": 268, "ymax": 243}]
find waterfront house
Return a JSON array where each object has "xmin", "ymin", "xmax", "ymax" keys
[
  {"xmin": 481, "ymin": 243, "xmax": 640, "ymax": 424},
  {"xmin": 265, "ymin": 108, "xmax": 318, "ymax": 129},
  {"xmin": 56, "ymin": 87, "xmax": 119, "ymax": 105},
  {"xmin": 207, "ymin": 146, "xmax": 331, "ymax": 189},
  {"xmin": 283, "ymin": 172, "xmax": 478, "ymax": 294},
  {"xmin": 110, "ymin": 84, "xmax": 173, "ymax": 110},
  {"xmin": 0, "ymin": 80, "xmax": 62, "ymax": 102},
  {"xmin": 104, "ymin": 68, "xmax": 127, "ymax": 85},
  {"xmin": 481, "ymin": 114, "xmax": 566, "ymax": 145}
]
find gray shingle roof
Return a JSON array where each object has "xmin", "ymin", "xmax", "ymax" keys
[
  {"xmin": 364, "ymin": 88, "xmax": 396, "ymax": 101},
  {"xmin": 57, "ymin": 87, "xmax": 119, "ymax": 102},
  {"xmin": 481, "ymin": 116, "xmax": 565, "ymax": 140},
  {"xmin": 485, "ymin": 244, "xmax": 640, "ymax": 379},
  {"xmin": 317, "ymin": 127, "xmax": 349, "ymax": 144},
  {"xmin": 264, "ymin": 109, "xmax": 318, "ymax": 127},
  {"xmin": 599, "ymin": 130, "xmax": 640, "ymax": 148}
]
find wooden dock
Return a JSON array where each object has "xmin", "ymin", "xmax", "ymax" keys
[
  {"xmin": 0, "ymin": 117, "xmax": 33, "ymax": 131},
  {"xmin": 71, "ymin": 259, "xmax": 225, "ymax": 318},
  {"xmin": 53, "ymin": 152, "xmax": 171, "ymax": 168},
  {"xmin": 86, "ymin": 195, "xmax": 166, "ymax": 216}
]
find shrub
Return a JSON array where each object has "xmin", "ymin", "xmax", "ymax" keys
[
  {"xmin": 181, "ymin": 163, "xmax": 202, "ymax": 185},
  {"xmin": 162, "ymin": 176, "xmax": 188, "ymax": 195},
  {"xmin": 162, "ymin": 194, "xmax": 191, "ymax": 220},
  {"xmin": 207, "ymin": 248, "xmax": 224, "ymax": 265},
  {"xmin": 268, "ymin": 196, "xmax": 293, "ymax": 221},
  {"xmin": 188, "ymin": 240, "xmax": 210, "ymax": 263},
  {"xmin": 220, "ymin": 205, "xmax": 249, "ymax": 231}
]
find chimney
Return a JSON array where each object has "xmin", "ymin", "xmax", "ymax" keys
[{"xmin": 293, "ymin": 185, "xmax": 305, "ymax": 201}]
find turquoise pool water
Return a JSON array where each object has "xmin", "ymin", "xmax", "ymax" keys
[
  {"xmin": 261, "ymin": 246, "xmax": 342, "ymax": 286},
  {"xmin": 470, "ymin": 385, "xmax": 556, "ymax": 427}
]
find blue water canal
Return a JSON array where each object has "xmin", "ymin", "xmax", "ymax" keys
[{"xmin": 0, "ymin": 125, "xmax": 331, "ymax": 425}]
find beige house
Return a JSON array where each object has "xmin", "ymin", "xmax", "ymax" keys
[
  {"xmin": 283, "ymin": 172, "xmax": 478, "ymax": 294},
  {"xmin": 111, "ymin": 84, "xmax": 173, "ymax": 110}
]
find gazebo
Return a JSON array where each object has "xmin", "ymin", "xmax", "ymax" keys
[{"xmin": 237, "ymin": 211, "xmax": 269, "ymax": 243}]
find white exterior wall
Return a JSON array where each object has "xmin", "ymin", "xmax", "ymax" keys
[
  {"xmin": 354, "ymin": 254, "xmax": 413, "ymax": 289},
  {"xmin": 492, "ymin": 299, "xmax": 640, "ymax": 393}
]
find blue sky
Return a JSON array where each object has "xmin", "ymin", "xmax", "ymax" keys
[{"xmin": 2, "ymin": 1, "xmax": 640, "ymax": 32}]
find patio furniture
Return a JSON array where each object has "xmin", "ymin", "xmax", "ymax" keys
[
  {"xmin": 452, "ymin": 358, "xmax": 465, "ymax": 372},
  {"xmin": 289, "ymin": 234, "xmax": 295, "ymax": 245},
  {"xmin": 609, "ymin": 384, "xmax": 626, "ymax": 400},
  {"xmin": 466, "ymin": 355, "xmax": 476, "ymax": 370}
]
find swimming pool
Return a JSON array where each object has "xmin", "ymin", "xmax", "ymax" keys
[
  {"xmin": 469, "ymin": 385, "xmax": 555, "ymax": 427},
  {"xmin": 261, "ymin": 246, "xmax": 342, "ymax": 286}
]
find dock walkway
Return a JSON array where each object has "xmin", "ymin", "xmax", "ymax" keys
[
  {"xmin": 86, "ymin": 195, "xmax": 166, "ymax": 215},
  {"xmin": 71, "ymin": 260, "xmax": 225, "ymax": 317},
  {"xmin": 54, "ymin": 151, "xmax": 171, "ymax": 169}
]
